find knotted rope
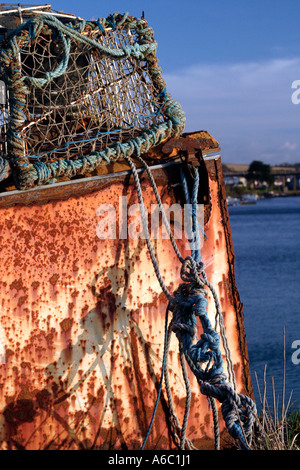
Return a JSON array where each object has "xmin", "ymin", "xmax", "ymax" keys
[
  {"xmin": 170, "ymin": 255, "xmax": 258, "ymax": 450},
  {"xmin": 122, "ymin": 146, "xmax": 259, "ymax": 450}
]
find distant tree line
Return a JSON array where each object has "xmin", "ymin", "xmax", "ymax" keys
[{"xmin": 246, "ymin": 160, "xmax": 274, "ymax": 186}]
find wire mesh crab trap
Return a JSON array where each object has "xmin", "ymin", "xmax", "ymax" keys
[{"xmin": 0, "ymin": 8, "xmax": 185, "ymax": 190}]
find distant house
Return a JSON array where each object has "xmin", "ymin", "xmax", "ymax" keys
[
  {"xmin": 223, "ymin": 162, "xmax": 300, "ymax": 192},
  {"xmin": 224, "ymin": 176, "xmax": 247, "ymax": 187}
]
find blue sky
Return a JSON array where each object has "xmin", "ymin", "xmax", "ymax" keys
[{"xmin": 38, "ymin": 1, "xmax": 300, "ymax": 164}]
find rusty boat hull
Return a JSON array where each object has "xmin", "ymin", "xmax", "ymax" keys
[{"xmin": 0, "ymin": 132, "xmax": 253, "ymax": 450}]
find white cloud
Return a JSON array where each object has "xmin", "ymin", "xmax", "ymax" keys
[
  {"xmin": 282, "ymin": 141, "xmax": 297, "ymax": 151},
  {"xmin": 164, "ymin": 58, "xmax": 300, "ymax": 164}
]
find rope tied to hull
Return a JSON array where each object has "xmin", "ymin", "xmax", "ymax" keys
[
  {"xmin": 169, "ymin": 255, "xmax": 258, "ymax": 450},
  {"xmin": 124, "ymin": 150, "xmax": 259, "ymax": 450}
]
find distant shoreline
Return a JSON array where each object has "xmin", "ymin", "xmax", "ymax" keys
[
  {"xmin": 226, "ymin": 189, "xmax": 300, "ymax": 207},
  {"xmin": 225, "ymin": 187, "xmax": 300, "ymax": 200}
]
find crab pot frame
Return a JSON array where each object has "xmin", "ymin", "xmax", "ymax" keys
[{"xmin": 0, "ymin": 12, "xmax": 185, "ymax": 190}]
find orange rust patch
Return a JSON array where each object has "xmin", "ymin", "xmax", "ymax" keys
[
  {"xmin": 18, "ymin": 295, "xmax": 28, "ymax": 307},
  {"xmin": 31, "ymin": 281, "xmax": 40, "ymax": 290},
  {"xmin": 49, "ymin": 274, "xmax": 60, "ymax": 286},
  {"xmin": 59, "ymin": 318, "xmax": 74, "ymax": 333},
  {"xmin": 10, "ymin": 278, "xmax": 26, "ymax": 291}
]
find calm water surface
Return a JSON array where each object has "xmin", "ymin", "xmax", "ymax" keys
[{"xmin": 228, "ymin": 196, "xmax": 300, "ymax": 411}]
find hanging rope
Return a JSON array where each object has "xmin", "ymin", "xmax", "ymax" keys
[{"xmin": 121, "ymin": 145, "xmax": 259, "ymax": 450}]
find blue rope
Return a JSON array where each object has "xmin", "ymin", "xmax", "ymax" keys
[
  {"xmin": 191, "ymin": 169, "xmax": 201, "ymax": 263},
  {"xmin": 107, "ymin": 14, "xmax": 117, "ymax": 30},
  {"xmin": 117, "ymin": 139, "xmax": 258, "ymax": 449},
  {"xmin": 171, "ymin": 168, "xmax": 257, "ymax": 449},
  {"xmin": 139, "ymin": 166, "xmax": 258, "ymax": 450},
  {"xmin": 180, "ymin": 167, "xmax": 206, "ymax": 263},
  {"xmin": 96, "ymin": 20, "xmax": 105, "ymax": 33}
]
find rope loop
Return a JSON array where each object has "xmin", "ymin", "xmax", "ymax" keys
[{"xmin": 180, "ymin": 256, "xmax": 206, "ymax": 286}]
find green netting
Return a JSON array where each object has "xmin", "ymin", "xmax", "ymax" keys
[{"xmin": 0, "ymin": 11, "xmax": 185, "ymax": 190}]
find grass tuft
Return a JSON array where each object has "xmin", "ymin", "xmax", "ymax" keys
[{"xmin": 249, "ymin": 328, "xmax": 299, "ymax": 450}]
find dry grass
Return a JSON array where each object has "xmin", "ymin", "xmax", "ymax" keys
[
  {"xmin": 250, "ymin": 366, "xmax": 299, "ymax": 450},
  {"xmin": 250, "ymin": 329, "xmax": 300, "ymax": 450}
]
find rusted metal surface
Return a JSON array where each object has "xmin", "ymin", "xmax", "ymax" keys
[
  {"xmin": 162, "ymin": 130, "xmax": 220, "ymax": 157},
  {"xmin": 0, "ymin": 132, "xmax": 253, "ymax": 450}
]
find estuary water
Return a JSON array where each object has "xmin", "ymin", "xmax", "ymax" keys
[{"xmin": 228, "ymin": 196, "xmax": 300, "ymax": 412}]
